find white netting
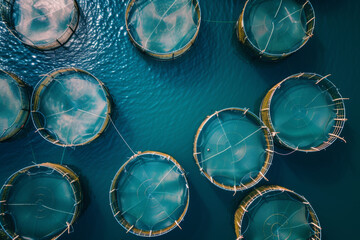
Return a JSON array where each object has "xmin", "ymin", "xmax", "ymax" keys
[
  {"xmin": 127, "ymin": 0, "xmax": 199, "ymax": 55},
  {"xmin": 12, "ymin": 0, "xmax": 75, "ymax": 45}
]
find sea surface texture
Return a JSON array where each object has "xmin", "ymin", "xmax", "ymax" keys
[{"xmin": 0, "ymin": 0, "xmax": 359, "ymax": 239}]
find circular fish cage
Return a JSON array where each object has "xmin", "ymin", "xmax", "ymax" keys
[
  {"xmin": 31, "ymin": 68, "xmax": 112, "ymax": 147},
  {"xmin": 0, "ymin": 70, "xmax": 29, "ymax": 142},
  {"xmin": 1, "ymin": 0, "xmax": 80, "ymax": 50},
  {"xmin": 0, "ymin": 163, "xmax": 82, "ymax": 240},
  {"xmin": 260, "ymin": 73, "xmax": 346, "ymax": 152},
  {"xmin": 110, "ymin": 151, "xmax": 189, "ymax": 237},
  {"xmin": 234, "ymin": 185, "xmax": 321, "ymax": 240},
  {"xmin": 193, "ymin": 108, "xmax": 274, "ymax": 192},
  {"xmin": 237, "ymin": 0, "xmax": 315, "ymax": 60},
  {"xmin": 125, "ymin": 0, "xmax": 201, "ymax": 60}
]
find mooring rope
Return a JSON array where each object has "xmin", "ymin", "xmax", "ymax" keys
[
  {"xmin": 109, "ymin": 117, "xmax": 136, "ymax": 155},
  {"xmin": 60, "ymin": 147, "xmax": 66, "ymax": 165}
]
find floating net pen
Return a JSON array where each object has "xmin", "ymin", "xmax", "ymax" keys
[
  {"xmin": 193, "ymin": 108, "xmax": 274, "ymax": 192},
  {"xmin": 1, "ymin": 0, "xmax": 80, "ymax": 50},
  {"xmin": 31, "ymin": 68, "xmax": 112, "ymax": 147},
  {"xmin": 260, "ymin": 73, "xmax": 347, "ymax": 152},
  {"xmin": 237, "ymin": 0, "xmax": 315, "ymax": 60},
  {"xmin": 0, "ymin": 70, "xmax": 29, "ymax": 142},
  {"xmin": 125, "ymin": 0, "xmax": 201, "ymax": 60},
  {"xmin": 110, "ymin": 151, "xmax": 189, "ymax": 237},
  {"xmin": 0, "ymin": 163, "xmax": 82, "ymax": 240},
  {"xmin": 234, "ymin": 185, "xmax": 321, "ymax": 240}
]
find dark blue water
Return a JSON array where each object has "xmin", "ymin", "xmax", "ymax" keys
[{"xmin": 1, "ymin": 0, "xmax": 359, "ymax": 239}]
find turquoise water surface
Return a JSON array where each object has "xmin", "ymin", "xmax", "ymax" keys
[{"xmin": 1, "ymin": 0, "xmax": 359, "ymax": 239}]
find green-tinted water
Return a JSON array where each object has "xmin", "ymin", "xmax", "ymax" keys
[{"xmin": 0, "ymin": 0, "xmax": 359, "ymax": 239}]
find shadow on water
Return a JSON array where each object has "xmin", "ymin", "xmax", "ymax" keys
[
  {"xmin": 232, "ymin": 34, "xmax": 328, "ymax": 116},
  {"xmin": 66, "ymin": 164, "xmax": 92, "ymax": 214},
  {"xmin": 232, "ymin": 28, "xmax": 326, "ymax": 85},
  {"xmin": 230, "ymin": 26, "xmax": 253, "ymax": 66},
  {"xmin": 59, "ymin": 177, "xmax": 105, "ymax": 240},
  {"xmin": 205, "ymin": 179, "xmax": 281, "ymax": 238},
  {"xmin": 253, "ymin": 88, "xmax": 270, "ymax": 115},
  {"xmin": 273, "ymin": 138, "xmax": 352, "ymax": 186},
  {"xmin": 310, "ymin": 0, "xmax": 347, "ymax": 12},
  {"xmin": 261, "ymin": 115, "xmax": 354, "ymax": 186},
  {"xmin": 162, "ymin": 178, "xmax": 212, "ymax": 240}
]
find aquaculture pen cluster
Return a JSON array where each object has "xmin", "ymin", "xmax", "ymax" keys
[{"xmin": 0, "ymin": 0, "xmax": 348, "ymax": 239}]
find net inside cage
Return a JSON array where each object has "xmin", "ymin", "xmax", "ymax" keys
[
  {"xmin": 0, "ymin": 163, "xmax": 82, "ymax": 240},
  {"xmin": 241, "ymin": 0, "xmax": 315, "ymax": 56},
  {"xmin": 261, "ymin": 73, "xmax": 346, "ymax": 151},
  {"xmin": 31, "ymin": 68, "xmax": 112, "ymax": 147},
  {"xmin": 126, "ymin": 0, "xmax": 201, "ymax": 58},
  {"xmin": 0, "ymin": 70, "xmax": 29, "ymax": 142},
  {"xmin": 235, "ymin": 185, "xmax": 321, "ymax": 240},
  {"xmin": 1, "ymin": 0, "xmax": 79, "ymax": 50},
  {"xmin": 194, "ymin": 108, "xmax": 273, "ymax": 192},
  {"xmin": 110, "ymin": 151, "xmax": 189, "ymax": 237}
]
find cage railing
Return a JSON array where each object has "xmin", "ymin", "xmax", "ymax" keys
[
  {"xmin": 0, "ymin": 163, "xmax": 82, "ymax": 240},
  {"xmin": 193, "ymin": 108, "xmax": 274, "ymax": 192},
  {"xmin": 109, "ymin": 151, "xmax": 190, "ymax": 237},
  {"xmin": 236, "ymin": 0, "xmax": 315, "ymax": 60},
  {"xmin": 234, "ymin": 185, "xmax": 321, "ymax": 240},
  {"xmin": 260, "ymin": 73, "xmax": 347, "ymax": 152},
  {"xmin": 125, "ymin": 0, "xmax": 201, "ymax": 60},
  {"xmin": 31, "ymin": 68, "xmax": 112, "ymax": 147},
  {"xmin": 1, "ymin": 0, "xmax": 80, "ymax": 50}
]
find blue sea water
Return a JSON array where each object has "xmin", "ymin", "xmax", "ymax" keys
[{"xmin": 0, "ymin": 0, "xmax": 359, "ymax": 239}]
